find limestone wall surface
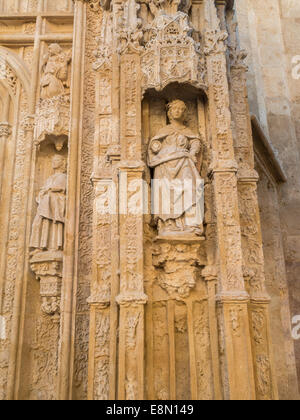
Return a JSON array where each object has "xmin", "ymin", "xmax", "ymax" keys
[{"xmin": 236, "ymin": 0, "xmax": 300, "ymax": 398}]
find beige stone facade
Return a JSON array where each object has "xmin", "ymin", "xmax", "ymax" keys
[{"xmin": 0, "ymin": 0, "xmax": 299, "ymax": 400}]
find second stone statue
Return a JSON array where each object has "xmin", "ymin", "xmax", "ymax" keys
[{"xmin": 147, "ymin": 99, "xmax": 204, "ymax": 236}]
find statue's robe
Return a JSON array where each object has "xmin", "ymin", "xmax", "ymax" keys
[
  {"xmin": 148, "ymin": 124, "xmax": 204, "ymax": 229},
  {"xmin": 30, "ymin": 172, "xmax": 67, "ymax": 250},
  {"xmin": 41, "ymin": 58, "xmax": 67, "ymax": 100}
]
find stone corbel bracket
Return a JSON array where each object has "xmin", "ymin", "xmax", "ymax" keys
[
  {"xmin": 34, "ymin": 94, "xmax": 70, "ymax": 149},
  {"xmin": 152, "ymin": 235, "xmax": 206, "ymax": 299},
  {"xmin": 30, "ymin": 250, "xmax": 63, "ymax": 318}
]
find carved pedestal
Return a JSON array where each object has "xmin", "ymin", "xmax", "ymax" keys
[
  {"xmin": 30, "ymin": 251, "xmax": 63, "ymax": 318},
  {"xmin": 153, "ymin": 236, "xmax": 206, "ymax": 299},
  {"xmin": 34, "ymin": 95, "xmax": 70, "ymax": 148}
]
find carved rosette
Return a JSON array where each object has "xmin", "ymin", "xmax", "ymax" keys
[
  {"xmin": 141, "ymin": 12, "xmax": 206, "ymax": 92},
  {"xmin": 30, "ymin": 251, "xmax": 63, "ymax": 317},
  {"xmin": 153, "ymin": 237, "xmax": 206, "ymax": 299}
]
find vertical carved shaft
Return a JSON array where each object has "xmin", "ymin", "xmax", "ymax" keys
[
  {"xmin": 204, "ymin": 0, "xmax": 255, "ymax": 399},
  {"xmin": 228, "ymin": 19, "xmax": 278, "ymax": 399},
  {"xmin": 0, "ymin": 122, "xmax": 11, "ymax": 199},
  {"xmin": 58, "ymin": 0, "xmax": 86, "ymax": 400},
  {"xmin": 117, "ymin": 49, "xmax": 147, "ymax": 400}
]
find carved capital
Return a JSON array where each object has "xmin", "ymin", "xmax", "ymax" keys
[
  {"xmin": 21, "ymin": 115, "xmax": 35, "ymax": 133},
  {"xmin": 0, "ymin": 122, "xmax": 11, "ymax": 138},
  {"xmin": 204, "ymin": 28, "xmax": 228, "ymax": 56},
  {"xmin": 116, "ymin": 292, "xmax": 148, "ymax": 307},
  {"xmin": 202, "ymin": 265, "xmax": 218, "ymax": 281},
  {"xmin": 229, "ymin": 46, "xmax": 248, "ymax": 71},
  {"xmin": 216, "ymin": 290, "xmax": 250, "ymax": 303}
]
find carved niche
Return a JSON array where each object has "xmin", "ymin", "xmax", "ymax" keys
[
  {"xmin": 146, "ymin": 97, "xmax": 206, "ymax": 298},
  {"xmin": 34, "ymin": 43, "xmax": 71, "ymax": 149}
]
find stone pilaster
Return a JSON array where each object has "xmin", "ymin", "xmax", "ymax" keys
[
  {"xmin": 227, "ymin": 14, "xmax": 278, "ymax": 398},
  {"xmin": 204, "ymin": 0, "xmax": 255, "ymax": 400}
]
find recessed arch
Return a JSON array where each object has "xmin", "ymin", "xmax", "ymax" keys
[{"xmin": 0, "ymin": 46, "xmax": 31, "ymax": 99}]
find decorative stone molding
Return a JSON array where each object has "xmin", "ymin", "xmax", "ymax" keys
[
  {"xmin": 141, "ymin": 12, "xmax": 206, "ymax": 92},
  {"xmin": 0, "ymin": 122, "xmax": 11, "ymax": 138},
  {"xmin": 21, "ymin": 114, "xmax": 35, "ymax": 133}
]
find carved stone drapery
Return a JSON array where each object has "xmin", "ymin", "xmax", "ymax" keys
[{"xmin": 29, "ymin": 155, "xmax": 67, "ymax": 317}]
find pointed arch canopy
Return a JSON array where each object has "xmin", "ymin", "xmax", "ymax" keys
[{"xmin": 0, "ymin": 46, "xmax": 31, "ymax": 100}]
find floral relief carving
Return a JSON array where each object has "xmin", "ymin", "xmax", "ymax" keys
[{"xmin": 153, "ymin": 240, "xmax": 205, "ymax": 298}]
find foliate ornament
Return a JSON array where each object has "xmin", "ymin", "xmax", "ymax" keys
[
  {"xmin": 204, "ymin": 28, "xmax": 228, "ymax": 56},
  {"xmin": 256, "ymin": 354, "xmax": 272, "ymax": 400},
  {"xmin": 229, "ymin": 45, "xmax": 248, "ymax": 71},
  {"xmin": 141, "ymin": 12, "xmax": 206, "ymax": 91},
  {"xmin": 83, "ymin": 0, "xmax": 111, "ymax": 12},
  {"xmin": 0, "ymin": 122, "xmax": 11, "ymax": 138},
  {"xmin": 93, "ymin": 9, "xmax": 113, "ymax": 72},
  {"xmin": 229, "ymin": 306, "xmax": 243, "ymax": 336},
  {"xmin": 34, "ymin": 95, "xmax": 70, "ymax": 146},
  {"xmin": 93, "ymin": 44, "xmax": 112, "ymax": 72},
  {"xmin": 117, "ymin": 0, "xmax": 144, "ymax": 54},
  {"xmin": 21, "ymin": 115, "xmax": 35, "ymax": 133},
  {"xmin": 152, "ymin": 238, "xmax": 205, "ymax": 298},
  {"xmin": 0, "ymin": 60, "xmax": 18, "ymax": 96}
]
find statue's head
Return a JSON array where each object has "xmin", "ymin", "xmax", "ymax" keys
[
  {"xmin": 52, "ymin": 154, "xmax": 67, "ymax": 173},
  {"xmin": 48, "ymin": 43, "xmax": 63, "ymax": 56},
  {"xmin": 167, "ymin": 99, "xmax": 187, "ymax": 123}
]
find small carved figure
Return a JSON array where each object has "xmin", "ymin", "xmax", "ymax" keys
[
  {"xmin": 148, "ymin": 99, "xmax": 204, "ymax": 236},
  {"xmin": 40, "ymin": 43, "xmax": 71, "ymax": 100},
  {"xmin": 30, "ymin": 154, "xmax": 67, "ymax": 253}
]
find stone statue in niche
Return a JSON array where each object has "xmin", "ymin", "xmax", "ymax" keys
[
  {"xmin": 41, "ymin": 43, "xmax": 71, "ymax": 100},
  {"xmin": 148, "ymin": 99, "xmax": 204, "ymax": 236},
  {"xmin": 30, "ymin": 154, "xmax": 67, "ymax": 253}
]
